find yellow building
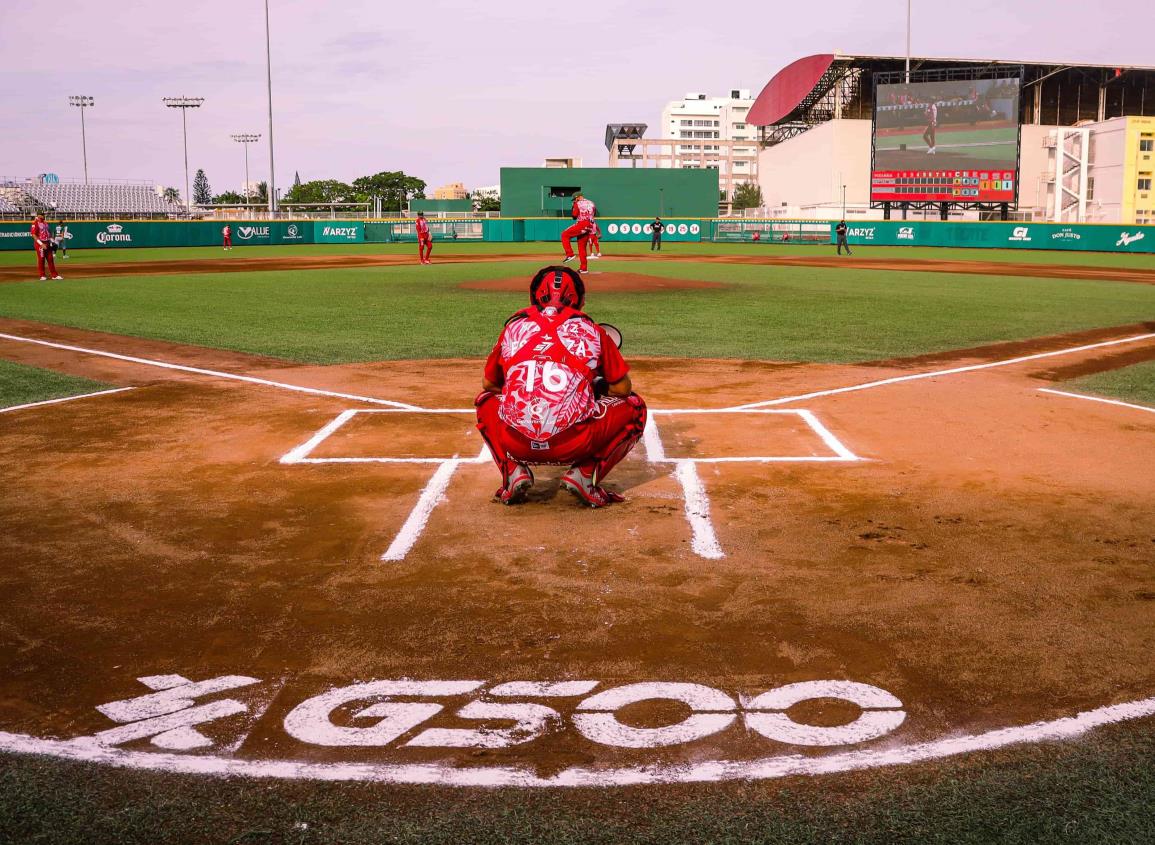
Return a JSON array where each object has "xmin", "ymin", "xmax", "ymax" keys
[
  {"xmin": 432, "ymin": 182, "xmax": 468, "ymax": 200},
  {"xmin": 1118, "ymin": 116, "xmax": 1155, "ymax": 224}
]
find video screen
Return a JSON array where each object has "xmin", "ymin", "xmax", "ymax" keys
[{"xmin": 871, "ymin": 76, "xmax": 1021, "ymax": 203}]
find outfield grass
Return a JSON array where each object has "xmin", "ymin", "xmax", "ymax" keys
[
  {"xmin": 0, "ymin": 359, "xmax": 109, "ymax": 409},
  {"xmin": 1, "ymin": 240, "xmax": 1154, "ymax": 268},
  {"xmin": 1068, "ymin": 359, "xmax": 1155, "ymax": 406},
  {"xmin": 0, "ymin": 260, "xmax": 1151, "ymax": 364},
  {"xmin": 2, "ymin": 719, "xmax": 1154, "ymax": 844}
]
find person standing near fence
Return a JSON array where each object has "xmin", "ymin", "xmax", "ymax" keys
[
  {"xmin": 53, "ymin": 222, "xmax": 69, "ymax": 259},
  {"xmin": 222, "ymin": 224, "xmax": 232, "ymax": 250},
  {"xmin": 650, "ymin": 217, "xmax": 664, "ymax": 251},
  {"xmin": 835, "ymin": 220, "xmax": 852, "ymax": 256},
  {"xmin": 416, "ymin": 212, "xmax": 433, "ymax": 264},
  {"xmin": 30, "ymin": 214, "xmax": 62, "ymax": 280}
]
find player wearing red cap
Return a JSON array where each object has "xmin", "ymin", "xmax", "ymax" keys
[
  {"xmin": 30, "ymin": 214, "xmax": 62, "ymax": 280},
  {"xmin": 415, "ymin": 212, "xmax": 433, "ymax": 264},
  {"xmin": 560, "ymin": 193, "xmax": 596, "ymax": 272},
  {"xmin": 475, "ymin": 265, "xmax": 647, "ymax": 507}
]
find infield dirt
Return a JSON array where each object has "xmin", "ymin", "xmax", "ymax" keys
[{"xmin": 1, "ymin": 318, "xmax": 1153, "ymax": 778}]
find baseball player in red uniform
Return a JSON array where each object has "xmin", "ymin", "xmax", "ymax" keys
[
  {"xmin": 587, "ymin": 221, "xmax": 602, "ymax": 259},
  {"xmin": 30, "ymin": 214, "xmax": 62, "ymax": 280},
  {"xmin": 222, "ymin": 224, "xmax": 232, "ymax": 250},
  {"xmin": 415, "ymin": 212, "xmax": 433, "ymax": 264},
  {"xmin": 561, "ymin": 193, "xmax": 596, "ymax": 272},
  {"xmin": 476, "ymin": 265, "xmax": 647, "ymax": 508}
]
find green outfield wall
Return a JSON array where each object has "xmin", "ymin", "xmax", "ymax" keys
[
  {"xmin": 499, "ymin": 168, "xmax": 720, "ymax": 218},
  {"xmin": 1, "ymin": 218, "xmax": 1152, "ymax": 254}
]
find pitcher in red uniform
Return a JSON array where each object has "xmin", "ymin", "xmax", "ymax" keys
[
  {"xmin": 560, "ymin": 193, "xmax": 596, "ymax": 272},
  {"xmin": 415, "ymin": 212, "xmax": 433, "ymax": 264},
  {"xmin": 475, "ymin": 265, "xmax": 647, "ymax": 507},
  {"xmin": 30, "ymin": 214, "xmax": 62, "ymax": 280}
]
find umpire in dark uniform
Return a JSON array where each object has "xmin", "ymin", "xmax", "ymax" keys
[
  {"xmin": 835, "ymin": 220, "xmax": 852, "ymax": 256},
  {"xmin": 650, "ymin": 217, "xmax": 664, "ymax": 251}
]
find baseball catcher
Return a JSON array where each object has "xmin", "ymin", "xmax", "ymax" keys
[{"xmin": 475, "ymin": 265, "xmax": 647, "ymax": 507}]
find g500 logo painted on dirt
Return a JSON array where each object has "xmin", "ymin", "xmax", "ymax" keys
[{"xmin": 81, "ymin": 674, "xmax": 904, "ymax": 753}]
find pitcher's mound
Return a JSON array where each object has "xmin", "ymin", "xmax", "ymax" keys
[{"xmin": 460, "ymin": 273, "xmax": 727, "ymax": 293}]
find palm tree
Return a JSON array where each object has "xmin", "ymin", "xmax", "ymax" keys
[{"xmin": 162, "ymin": 187, "xmax": 181, "ymax": 204}]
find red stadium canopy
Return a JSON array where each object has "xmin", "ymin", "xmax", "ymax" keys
[{"xmin": 747, "ymin": 54, "xmax": 836, "ymax": 127}]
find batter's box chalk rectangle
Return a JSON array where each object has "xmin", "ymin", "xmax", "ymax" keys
[
  {"xmin": 280, "ymin": 409, "xmax": 491, "ymax": 465},
  {"xmin": 645, "ymin": 409, "xmax": 861, "ymax": 463}
]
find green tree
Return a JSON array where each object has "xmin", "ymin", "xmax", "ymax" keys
[
  {"xmin": 731, "ymin": 182, "xmax": 764, "ymax": 210},
  {"xmin": 282, "ymin": 179, "xmax": 354, "ymax": 204},
  {"xmin": 193, "ymin": 169, "xmax": 212, "ymax": 206},
  {"xmin": 351, "ymin": 171, "xmax": 426, "ymax": 212},
  {"xmin": 471, "ymin": 190, "xmax": 500, "ymax": 212},
  {"xmin": 162, "ymin": 186, "xmax": 181, "ymax": 204},
  {"xmin": 212, "ymin": 190, "xmax": 248, "ymax": 204}
]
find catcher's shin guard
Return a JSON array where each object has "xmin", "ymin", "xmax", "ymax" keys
[
  {"xmin": 475, "ymin": 390, "xmax": 519, "ymax": 485},
  {"xmin": 583, "ymin": 393, "xmax": 648, "ymax": 485}
]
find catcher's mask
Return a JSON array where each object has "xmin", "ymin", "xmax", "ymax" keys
[{"xmin": 529, "ymin": 265, "xmax": 585, "ymax": 311}]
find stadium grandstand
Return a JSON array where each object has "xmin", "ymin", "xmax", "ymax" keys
[
  {"xmin": 749, "ymin": 54, "xmax": 1155, "ymax": 145},
  {"xmin": 0, "ymin": 177, "xmax": 185, "ymax": 219}
]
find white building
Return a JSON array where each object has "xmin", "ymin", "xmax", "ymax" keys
[{"xmin": 660, "ymin": 90, "xmax": 758, "ymax": 184}]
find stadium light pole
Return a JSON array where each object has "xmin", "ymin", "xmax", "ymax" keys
[
  {"xmin": 264, "ymin": 0, "xmax": 277, "ymax": 216},
  {"xmin": 163, "ymin": 96, "xmax": 204, "ymax": 215},
  {"xmin": 69, "ymin": 96, "xmax": 95, "ymax": 184},
  {"xmin": 231, "ymin": 133, "xmax": 261, "ymax": 204},
  {"xmin": 905, "ymin": 0, "xmax": 911, "ymax": 83}
]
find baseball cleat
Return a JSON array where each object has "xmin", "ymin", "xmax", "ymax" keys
[
  {"xmin": 496, "ymin": 463, "xmax": 534, "ymax": 505},
  {"xmin": 39, "ymin": 276, "xmax": 47, "ymax": 281},
  {"xmin": 562, "ymin": 255, "xmax": 576, "ymax": 263},
  {"xmin": 560, "ymin": 466, "xmax": 624, "ymax": 507}
]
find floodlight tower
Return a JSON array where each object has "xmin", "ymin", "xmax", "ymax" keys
[
  {"xmin": 231, "ymin": 133, "xmax": 261, "ymax": 202},
  {"xmin": 163, "ymin": 96, "xmax": 204, "ymax": 214},
  {"xmin": 69, "ymin": 96, "xmax": 95, "ymax": 184},
  {"xmin": 263, "ymin": 0, "xmax": 277, "ymax": 214}
]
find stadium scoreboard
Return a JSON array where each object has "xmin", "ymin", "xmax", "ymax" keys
[
  {"xmin": 871, "ymin": 73, "xmax": 1022, "ymax": 206},
  {"xmin": 871, "ymin": 169, "xmax": 1017, "ymax": 202}
]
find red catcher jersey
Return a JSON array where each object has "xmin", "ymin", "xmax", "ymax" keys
[
  {"xmin": 485, "ymin": 309, "xmax": 629, "ymax": 441},
  {"xmin": 571, "ymin": 198, "xmax": 596, "ymax": 224}
]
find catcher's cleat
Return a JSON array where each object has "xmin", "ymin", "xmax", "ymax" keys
[
  {"xmin": 496, "ymin": 463, "xmax": 534, "ymax": 505},
  {"xmin": 560, "ymin": 466, "xmax": 623, "ymax": 508}
]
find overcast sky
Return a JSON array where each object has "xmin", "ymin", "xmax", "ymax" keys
[{"xmin": 0, "ymin": 0, "xmax": 1149, "ymax": 196}]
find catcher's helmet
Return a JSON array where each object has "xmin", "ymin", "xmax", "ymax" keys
[{"xmin": 529, "ymin": 265, "xmax": 585, "ymax": 311}]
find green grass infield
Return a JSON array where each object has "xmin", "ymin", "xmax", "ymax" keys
[
  {"xmin": 0, "ymin": 359, "xmax": 110, "ymax": 409},
  {"xmin": 0, "ymin": 259, "xmax": 1151, "ymax": 364}
]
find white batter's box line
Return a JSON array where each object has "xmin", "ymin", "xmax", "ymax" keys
[
  {"xmin": 279, "ymin": 408, "xmax": 490, "ymax": 466},
  {"xmin": 645, "ymin": 408, "xmax": 862, "ymax": 464}
]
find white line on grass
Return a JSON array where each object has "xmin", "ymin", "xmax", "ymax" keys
[
  {"xmin": 1038, "ymin": 387, "xmax": 1155, "ymax": 415},
  {"xmin": 0, "ymin": 386, "xmax": 135, "ymax": 414},
  {"xmin": 1, "ymin": 693, "xmax": 1153, "ymax": 786},
  {"xmin": 0, "ymin": 333, "xmax": 420, "ymax": 410},
  {"xmin": 728, "ymin": 332, "xmax": 1155, "ymax": 411}
]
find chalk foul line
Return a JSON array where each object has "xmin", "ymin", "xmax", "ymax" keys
[
  {"xmin": 0, "ymin": 386, "xmax": 135, "ymax": 414},
  {"xmin": 728, "ymin": 332, "xmax": 1155, "ymax": 410},
  {"xmin": 1038, "ymin": 387, "xmax": 1155, "ymax": 415},
  {"xmin": 1, "ymin": 693, "xmax": 1153, "ymax": 787},
  {"xmin": 0, "ymin": 332, "xmax": 420, "ymax": 410}
]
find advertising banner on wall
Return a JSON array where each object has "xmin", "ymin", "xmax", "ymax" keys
[
  {"xmin": 313, "ymin": 222, "xmax": 363, "ymax": 243},
  {"xmin": 832, "ymin": 221, "xmax": 1155, "ymax": 252},
  {"xmin": 601, "ymin": 219, "xmax": 701, "ymax": 242}
]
